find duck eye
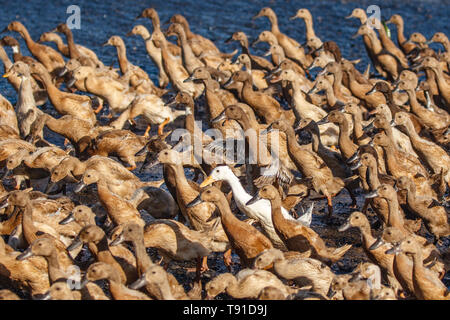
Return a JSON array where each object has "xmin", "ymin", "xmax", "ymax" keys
[
  {"xmin": 355, "ymin": 216, "xmax": 359, "ymax": 219},
  {"xmin": 206, "ymin": 190, "xmax": 211, "ymax": 194},
  {"xmin": 56, "ymin": 287, "xmax": 61, "ymax": 291}
]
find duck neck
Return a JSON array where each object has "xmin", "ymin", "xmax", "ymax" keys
[
  {"xmin": 404, "ymin": 88, "xmax": 422, "ymax": 114},
  {"xmin": 179, "ymin": 20, "xmax": 194, "ymax": 39},
  {"xmin": 63, "ymin": 29, "xmax": 81, "ymax": 59},
  {"xmin": 268, "ymin": 194, "xmax": 285, "ymax": 227},
  {"xmin": 0, "ymin": 46, "xmax": 13, "ymax": 70},
  {"xmin": 358, "ymin": 220, "xmax": 376, "ymax": 248},
  {"xmin": 403, "ymin": 182, "xmax": 419, "ymax": 210},
  {"xmin": 45, "ymin": 248, "xmax": 64, "ymax": 283},
  {"xmin": 71, "ymin": 158, "xmax": 86, "ymax": 177},
  {"xmin": 51, "ymin": 35, "xmax": 67, "ymax": 53},
  {"xmin": 366, "ymin": 161, "xmax": 381, "ymax": 190},
  {"xmin": 17, "ymin": 26, "xmax": 36, "ymax": 51},
  {"xmin": 385, "ymin": 196, "xmax": 404, "ymax": 227},
  {"xmin": 301, "ymin": 14, "xmax": 315, "ymax": 39},
  {"xmin": 309, "ymin": 128, "xmax": 322, "ymax": 152},
  {"xmin": 324, "ymin": 85, "xmax": 338, "ymax": 107},
  {"xmin": 394, "ymin": 21, "xmax": 407, "ymax": 46},
  {"xmin": 21, "ymin": 203, "xmax": 39, "ymax": 245},
  {"xmin": 213, "ymin": 196, "xmax": 242, "ymax": 231},
  {"xmin": 183, "ymin": 99, "xmax": 196, "ymax": 135},
  {"xmin": 114, "ymin": 44, "xmax": 129, "ymax": 75},
  {"xmin": 204, "ymin": 79, "xmax": 225, "ymax": 119},
  {"xmin": 132, "ymin": 235, "xmax": 153, "ymax": 275},
  {"xmin": 167, "ymin": 163, "xmax": 197, "ymax": 202},
  {"xmin": 35, "ymin": 69, "xmax": 59, "ymax": 99},
  {"xmin": 351, "ymin": 111, "xmax": 364, "ymax": 141},
  {"xmin": 268, "ymin": 14, "xmax": 280, "ymax": 34},
  {"xmin": 18, "ymin": 75, "xmax": 36, "ymax": 108},
  {"xmin": 337, "ymin": 119, "xmax": 357, "ymax": 158},
  {"xmin": 400, "ymin": 119, "xmax": 419, "ymax": 142},
  {"xmin": 223, "ymin": 274, "xmax": 241, "ymax": 298},
  {"xmin": 366, "ymin": 31, "xmax": 383, "ymax": 54},
  {"xmin": 222, "ymin": 171, "xmax": 250, "ymax": 202}
]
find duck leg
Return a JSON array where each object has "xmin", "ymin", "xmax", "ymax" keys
[
  {"xmin": 143, "ymin": 124, "xmax": 151, "ymax": 137},
  {"xmin": 223, "ymin": 248, "xmax": 233, "ymax": 271},
  {"xmin": 326, "ymin": 195, "xmax": 333, "ymax": 217},
  {"xmin": 93, "ymin": 101, "xmax": 104, "ymax": 114},
  {"xmin": 158, "ymin": 117, "xmax": 171, "ymax": 136},
  {"xmin": 346, "ymin": 186, "xmax": 358, "ymax": 208}
]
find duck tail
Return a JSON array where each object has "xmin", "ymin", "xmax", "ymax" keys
[{"xmin": 331, "ymin": 244, "xmax": 352, "ymax": 261}]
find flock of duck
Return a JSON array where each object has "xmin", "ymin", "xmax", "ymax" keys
[{"xmin": 0, "ymin": 6, "xmax": 448, "ymax": 300}]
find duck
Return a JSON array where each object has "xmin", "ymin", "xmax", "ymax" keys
[
  {"xmin": 157, "ymin": 150, "xmax": 229, "ymax": 251},
  {"xmin": 187, "ymin": 185, "xmax": 272, "ymax": 268},
  {"xmin": 393, "ymin": 112, "xmax": 450, "ymax": 186},
  {"xmin": 264, "ymin": 120, "xmax": 345, "ymax": 216},
  {"xmin": 28, "ymin": 61, "xmax": 98, "ymax": 126},
  {"xmin": 126, "ymin": 25, "xmax": 169, "ymax": 88},
  {"xmin": 150, "ymin": 30, "xmax": 203, "ymax": 98},
  {"xmin": 39, "ymin": 282, "xmax": 81, "ymax": 300},
  {"xmin": 225, "ymin": 32, "xmax": 274, "ymax": 71},
  {"xmin": 387, "ymin": 236, "xmax": 449, "ymax": 300},
  {"xmin": 271, "ymin": 69, "xmax": 338, "ymax": 146},
  {"xmin": 128, "ymin": 93, "xmax": 186, "ymax": 137},
  {"xmin": 129, "ymin": 264, "xmax": 201, "ymax": 300},
  {"xmin": 165, "ymin": 23, "xmax": 204, "ymax": 74},
  {"xmin": 338, "ymin": 211, "xmax": 401, "ymax": 292},
  {"xmin": 111, "ymin": 221, "xmax": 214, "ymax": 279},
  {"xmin": 254, "ymin": 7, "xmax": 310, "ymax": 68},
  {"xmin": 74, "ymin": 169, "xmax": 146, "ymax": 227},
  {"xmin": 3, "ymin": 61, "xmax": 43, "ymax": 138},
  {"xmin": 205, "ymin": 268, "xmax": 293, "ymax": 299},
  {"xmin": 395, "ymin": 176, "xmax": 450, "ymax": 241},
  {"xmin": 385, "ymin": 14, "xmax": 417, "ymax": 55},
  {"xmin": 0, "ymin": 37, "xmax": 48, "ymax": 106},
  {"xmin": 67, "ymin": 224, "xmax": 137, "ymax": 284},
  {"xmin": 253, "ymin": 248, "xmax": 334, "ymax": 296},
  {"xmin": 51, "ymin": 23, "xmax": 102, "ymax": 68},
  {"xmin": 4, "ymin": 21, "xmax": 65, "ymax": 77},
  {"xmin": 248, "ymin": 184, "xmax": 351, "ymax": 263},
  {"xmin": 0, "ymin": 289, "xmax": 20, "ymax": 300},
  {"xmin": 38, "ymin": 31, "xmax": 100, "ymax": 65},
  {"xmin": 83, "ymin": 262, "xmax": 150, "ymax": 300},
  {"xmin": 0, "ymin": 235, "xmax": 50, "ymax": 296},
  {"xmin": 200, "ymin": 165, "xmax": 311, "ymax": 249}
]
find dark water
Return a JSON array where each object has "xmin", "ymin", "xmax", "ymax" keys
[
  {"xmin": 0, "ymin": 0, "xmax": 449, "ymax": 294},
  {"xmin": 1, "ymin": 0, "xmax": 449, "ymax": 105}
]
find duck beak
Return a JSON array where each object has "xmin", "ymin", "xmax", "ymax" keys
[
  {"xmin": 346, "ymin": 151, "xmax": 359, "ymax": 164},
  {"xmin": 369, "ymin": 237, "xmax": 385, "ymax": 250},
  {"xmin": 307, "ymin": 84, "xmax": 318, "ymax": 95},
  {"xmin": 352, "ymin": 32, "xmax": 361, "ymax": 39},
  {"xmin": 246, "ymin": 193, "xmax": 261, "ymax": 206},
  {"xmin": 289, "ymin": 14, "xmax": 298, "ymax": 21},
  {"xmin": 251, "ymin": 39, "xmax": 260, "ymax": 47},
  {"xmin": 338, "ymin": 221, "xmax": 351, "ymax": 232},
  {"xmin": 260, "ymin": 123, "xmax": 273, "ymax": 135},
  {"xmin": 327, "ymin": 286, "xmax": 336, "ymax": 298},
  {"xmin": 211, "ymin": 110, "xmax": 226, "ymax": 124},
  {"xmin": 366, "ymin": 86, "xmax": 377, "ymax": 96},
  {"xmin": 110, "ymin": 233, "xmax": 124, "ymax": 246},
  {"xmin": 345, "ymin": 14, "xmax": 354, "ymax": 19},
  {"xmin": 362, "ymin": 120, "xmax": 375, "ymax": 132},
  {"xmin": 1, "ymin": 26, "xmax": 9, "ymax": 33},
  {"xmin": 0, "ymin": 198, "xmax": 9, "ymax": 210},
  {"xmin": 129, "ymin": 274, "xmax": 147, "ymax": 290},
  {"xmin": 385, "ymin": 245, "xmax": 401, "ymax": 255},
  {"xmin": 45, "ymin": 181, "xmax": 57, "ymax": 194},
  {"xmin": 79, "ymin": 276, "xmax": 89, "ymax": 289},
  {"xmin": 364, "ymin": 190, "xmax": 378, "ymax": 199},
  {"xmin": 316, "ymin": 115, "xmax": 329, "ymax": 125},
  {"xmin": 16, "ymin": 247, "xmax": 34, "ymax": 261},
  {"xmin": 183, "ymin": 75, "xmax": 195, "ymax": 83},
  {"xmin": 59, "ymin": 212, "xmax": 75, "ymax": 225},
  {"xmin": 58, "ymin": 67, "xmax": 68, "ymax": 77},
  {"xmin": 186, "ymin": 195, "xmax": 203, "ymax": 208},
  {"xmin": 200, "ymin": 176, "xmax": 216, "ymax": 188},
  {"xmin": 2, "ymin": 72, "xmax": 11, "ymax": 78},
  {"xmin": 350, "ymin": 160, "xmax": 362, "ymax": 170},
  {"xmin": 222, "ymin": 76, "xmax": 234, "ymax": 88},
  {"xmin": 0, "ymin": 169, "xmax": 11, "ymax": 180},
  {"xmin": 224, "ymin": 36, "xmax": 233, "ymax": 44},
  {"xmin": 66, "ymin": 77, "xmax": 76, "ymax": 88},
  {"xmin": 67, "ymin": 237, "xmax": 83, "ymax": 251},
  {"xmin": 38, "ymin": 291, "xmax": 52, "ymax": 300},
  {"xmin": 252, "ymin": 12, "xmax": 262, "ymax": 20},
  {"xmin": 307, "ymin": 62, "xmax": 317, "ymax": 71},
  {"xmin": 390, "ymin": 120, "xmax": 396, "ymax": 127},
  {"xmin": 74, "ymin": 182, "xmax": 86, "ymax": 193},
  {"xmin": 263, "ymin": 50, "xmax": 271, "ymax": 57}
]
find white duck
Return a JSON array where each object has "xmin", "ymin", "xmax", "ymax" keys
[{"xmin": 200, "ymin": 165, "xmax": 312, "ymax": 249}]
